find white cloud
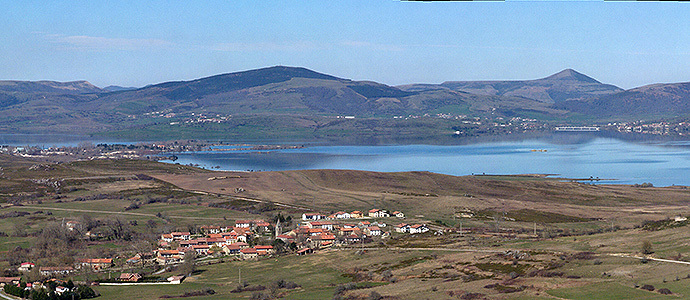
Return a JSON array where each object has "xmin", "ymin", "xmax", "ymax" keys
[
  {"xmin": 44, "ymin": 33, "xmax": 173, "ymax": 51},
  {"xmin": 210, "ymin": 41, "xmax": 323, "ymax": 52},
  {"xmin": 341, "ymin": 40, "xmax": 404, "ymax": 52}
]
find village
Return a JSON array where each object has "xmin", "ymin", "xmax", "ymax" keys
[{"xmin": 0, "ymin": 207, "xmax": 433, "ymax": 298}]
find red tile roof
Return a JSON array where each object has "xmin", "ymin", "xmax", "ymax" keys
[
  {"xmin": 240, "ymin": 247, "xmax": 257, "ymax": 254},
  {"xmin": 78, "ymin": 258, "xmax": 112, "ymax": 264}
]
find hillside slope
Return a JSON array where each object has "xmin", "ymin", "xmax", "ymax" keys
[
  {"xmin": 0, "ymin": 66, "xmax": 561, "ymax": 136},
  {"xmin": 448, "ymin": 69, "xmax": 623, "ymax": 103},
  {"xmin": 401, "ymin": 69, "xmax": 623, "ymax": 104},
  {"xmin": 559, "ymin": 82, "xmax": 690, "ymax": 119}
]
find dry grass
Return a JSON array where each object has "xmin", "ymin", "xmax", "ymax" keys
[{"xmin": 153, "ymin": 169, "xmax": 690, "ymax": 226}]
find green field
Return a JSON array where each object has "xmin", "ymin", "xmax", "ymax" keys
[{"xmin": 3, "ymin": 155, "xmax": 690, "ymax": 299}]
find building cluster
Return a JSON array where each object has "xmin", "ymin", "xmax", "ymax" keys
[
  {"xmin": 155, "ymin": 220, "xmax": 275, "ymax": 262},
  {"xmin": 607, "ymin": 121, "xmax": 690, "ymax": 136},
  {"xmin": 9, "ymin": 209, "xmax": 432, "ymax": 285},
  {"xmin": 300, "ymin": 208, "xmax": 428, "ymax": 240},
  {"xmin": 0, "ymin": 277, "xmax": 88, "ymax": 297},
  {"xmin": 301, "ymin": 208, "xmax": 405, "ymax": 221},
  {"xmin": 168, "ymin": 113, "xmax": 232, "ymax": 125}
]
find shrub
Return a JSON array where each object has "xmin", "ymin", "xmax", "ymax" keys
[
  {"xmin": 381, "ymin": 269, "xmax": 393, "ymax": 281},
  {"xmin": 642, "ymin": 240, "xmax": 654, "ymax": 254},
  {"xmin": 368, "ymin": 291, "xmax": 382, "ymax": 300},
  {"xmin": 249, "ymin": 291, "xmax": 273, "ymax": 300},
  {"xmin": 640, "ymin": 284, "xmax": 655, "ymax": 291},
  {"xmin": 572, "ymin": 252, "xmax": 596, "ymax": 260},
  {"xmin": 460, "ymin": 293, "xmax": 485, "ymax": 300},
  {"xmin": 658, "ymin": 288, "xmax": 672, "ymax": 295}
]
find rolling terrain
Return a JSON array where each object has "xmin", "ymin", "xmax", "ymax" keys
[
  {"xmin": 3, "ymin": 155, "xmax": 690, "ymax": 299},
  {"xmin": 559, "ymin": 82, "xmax": 690, "ymax": 119},
  {"xmin": 2, "ymin": 66, "xmax": 690, "ymax": 140},
  {"xmin": 400, "ymin": 69, "xmax": 623, "ymax": 104}
]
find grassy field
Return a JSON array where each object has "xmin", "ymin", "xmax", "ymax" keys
[{"xmin": 3, "ymin": 155, "xmax": 690, "ymax": 299}]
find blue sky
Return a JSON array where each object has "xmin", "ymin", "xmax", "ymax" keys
[{"xmin": 2, "ymin": 1, "xmax": 689, "ymax": 89}]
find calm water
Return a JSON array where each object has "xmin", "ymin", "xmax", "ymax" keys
[{"xmin": 163, "ymin": 137, "xmax": 690, "ymax": 187}]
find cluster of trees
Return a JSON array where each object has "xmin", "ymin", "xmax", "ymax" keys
[
  {"xmin": 4, "ymin": 280, "xmax": 99, "ymax": 300},
  {"xmin": 3, "ymin": 215, "xmax": 161, "ymax": 273}
]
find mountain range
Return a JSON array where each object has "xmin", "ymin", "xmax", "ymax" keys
[
  {"xmin": 400, "ymin": 69, "xmax": 623, "ymax": 104},
  {"xmin": 1, "ymin": 66, "xmax": 689, "ymax": 138}
]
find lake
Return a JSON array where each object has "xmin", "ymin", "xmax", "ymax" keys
[{"xmin": 162, "ymin": 136, "xmax": 690, "ymax": 187}]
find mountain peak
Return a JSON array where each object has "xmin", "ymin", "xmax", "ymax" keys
[
  {"xmin": 0, "ymin": 80, "xmax": 103, "ymax": 94},
  {"xmin": 541, "ymin": 69, "xmax": 600, "ymax": 84},
  {"xmin": 225, "ymin": 65, "xmax": 345, "ymax": 81}
]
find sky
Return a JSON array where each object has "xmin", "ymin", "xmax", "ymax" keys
[{"xmin": 2, "ymin": 1, "xmax": 690, "ymax": 90}]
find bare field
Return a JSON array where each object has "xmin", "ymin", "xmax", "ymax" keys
[
  {"xmin": 3, "ymin": 155, "xmax": 690, "ymax": 299},
  {"xmin": 153, "ymin": 169, "xmax": 690, "ymax": 226}
]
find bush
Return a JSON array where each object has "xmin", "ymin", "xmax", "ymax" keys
[
  {"xmin": 640, "ymin": 284, "xmax": 655, "ymax": 291},
  {"xmin": 249, "ymin": 291, "xmax": 273, "ymax": 300},
  {"xmin": 381, "ymin": 269, "xmax": 393, "ymax": 281},
  {"xmin": 642, "ymin": 240, "xmax": 654, "ymax": 254},
  {"xmin": 4, "ymin": 284, "xmax": 27, "ymax": 298},
  {"xmin": 231, "ymin": 284, "xmax": 266, "ymax": 293},
  {"xmin": 572, "ymin": 252, "xmax": 596, "ymax": 260},
  {"xmin": 658, "ymin": 288, "xmax": 672, "ymax": 295},
  {"xmin": 368, "ymin": 291, "xmax": 382, "ymax": 300},
  {"xmin": 459, "ymin": 293, "xmax": 485, "ymax": 300}
]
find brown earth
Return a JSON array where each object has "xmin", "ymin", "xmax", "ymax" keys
[{"xmin": 152, "ymin": 169, "xmax": 690, "ymax": 225}]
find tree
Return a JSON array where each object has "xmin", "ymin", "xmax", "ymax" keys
[
  {"xmin": 78, "ymin": 215, "xmax": 99, "ymax": 232},
  {"xmin": 26, "ymin": 265, "xmax": 43, "ymax": 282},
  {"xmin": 179, "ymin": 251, "xmax": 196, "ymax": 276},
  {"xmin": 271, "ymin": 239, "xmax": 286, "ymax": 254},
  {"xmin": 131, "ymin": 240, "xmax": 155, "ymax": 267},
  {"xmin": 12, "ymin": 221, "xmax": 27, "ymax": 237},
  {"xmin": 642, "ymin": 240, "xmax": 654, "ymax": 255}
]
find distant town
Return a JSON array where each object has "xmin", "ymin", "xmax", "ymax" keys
[{"xmin": 2, "ymin": 117, "xmax": 690, "ymax": 165}]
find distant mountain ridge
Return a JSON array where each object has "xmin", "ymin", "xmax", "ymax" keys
[
  {"xmin": 559, "ymin": 82, "xmax": 690, "ymax": 119},
  {"xmin": 1, "ymin": 66, "xmax": 690, "ymax": 136},
  {"xmin": 0, "ymin": 80, "xmax": 102, "ymax": 94},
  {"xmin": 399, "ymin": 69, "xmax": 623, "ymax": 104},
  {"xmin": 89, "ymin": 65, "xmax": 548, "ymax": 118},
  {"xmin": 103, "ymin": 85, "xmax": 138, "ymax": 92}
]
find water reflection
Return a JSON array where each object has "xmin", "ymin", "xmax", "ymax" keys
[{"xmin": 165, "ymin": 137, "xmax": 690, "ymax": 187}]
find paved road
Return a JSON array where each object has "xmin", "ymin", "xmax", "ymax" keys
[
  {"xmin": 610, "ymin": 253, "xmax": 690, "ymax": 265},
  {"xmin": 0, "ymin": 291, "xmax": 20, "ymax": 300},
  {"xmin": 341, "ymin": 247, "xmax": 504, "ymax": 253}
]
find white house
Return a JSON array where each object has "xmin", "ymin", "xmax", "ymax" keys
[
  {"xmin": 168, "ymin": 275, "xmax": 185, "ymax": 284},
  {"xmin": 235, "ymin": 220, "xmax": 252, "ymax": 228},
  {"xmin": 372, "ymin": 221, "xmax": 386, "ymax": 228},
  {"xmin": 335, "ymin": 211, "xmax": 351, "ymax": 219},
  {"xmin": 307, "ymin": 221, "xmax": 334, "ymax": 231},
  {"xmin": 171, "ymin": 232, "xmax": 191, "ymax": 240},
  {"xmin": 18, "ymin": 262, "xmax": 35, "ymax": 272},
  {"xmin": 302, "ymin": 213, "xmax": 325, "ymax": 221},
  {"xmin": 409, "ymin": 224, "xmax": 429, "ymax": 234},
  {"xmin": 366, "ymin": 226, "xmax": 382, "ymax": 236},
  {"xmin": 394, "ymin": 223, "xmax": 410, "ymax": 233},
  {"xmin": 55, "ymin": 286, "xmax": 69, "ymax": 295},
  {"xmin": 392, "ymin": 211, "xmax": 405, "ymax": 218},
  {"xmin": 160, "ymin": 234, "xmax": 174, "ymax": 243},
  {"xmin": 368, "ymin": 209, "xmax": 389, "ymax": 218}
]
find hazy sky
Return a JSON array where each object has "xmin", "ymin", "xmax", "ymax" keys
[{"xmin": 2, "ymin": 1, "xmax": 689, "ymax": 89}]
